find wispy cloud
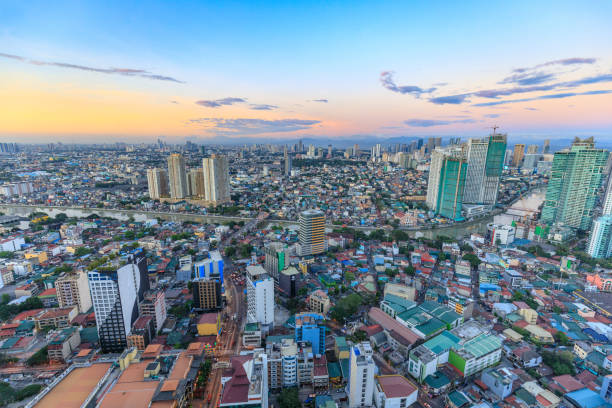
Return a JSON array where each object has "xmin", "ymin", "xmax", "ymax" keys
[
  {"xmin": 380, "ymin": 71, "xmax": 436, "ymax": 96},
  {"xmin": 473, "ymin": 89, "xmax": 612, "ymax": 107},
  {"xmin": 404, "ymin": 118, "xmax": 476, "ymax": 127},
  {"xmin": 249, "ymin": 104, "xmax": 278, "ymax": 111},
  {"xmin": 196, "ymin": 97, "xmax": 247, "ymax": 108},
  {"xmin": 484, "ymin": 114, "xmax": 500, "ymax": 118},
  {"xmin": 513, "ymin": 57, "xmax": 597, "ymax": 73},
  {"xmin": 188, "ymin": 118, "xmax": 321, "ymax": 135},
  {"xmin": 312, "ymin": 99, "xmax": 328, "ymax": 103},
  {"xmin": 500, "ymin": 71, "xmax": 556, "ymax": 86},
  {"xmin": 429, "ymin": 94, "xmax": 470, "ymax": 105},
  {"xmin": 0, "ymin": 52, "xmax": 184, "ymax": 83},
  {"xmin": 525, "ymin": 107, "xmax": 539, "ymax": 111}
]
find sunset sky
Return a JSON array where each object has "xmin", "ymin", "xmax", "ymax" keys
[{"xmin": 1, "ymin": 0, "xmax": 612, "ymax": 143}]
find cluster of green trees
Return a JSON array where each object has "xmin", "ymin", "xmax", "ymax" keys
[
  {"xmin": 0, "ymin": 383, "xmax": 43, "ymax": 406},
  {"xmin": 224, "ymin": 243, "xmax": 253, "ymax": 259},
  {"xmin": 26, "ymin": 346, "xmax": 49, "ymax": 366},
  {"xmin": 196, "ymin": 359, "xmax": 213, "ymax": 387},
  {"xmin": 171, "ymin": 232, "xmax": 192, "ymax": 241},
  {"xmin": 0, "ymin": 296, "xmax": 43, "ymax": 321},
  {"xmin": 169, "ymin": 301, "xmax": 193, "ymax": 319},
  {"xmin": 330, "ymin": 293, "xmax": 362, "ymax": 323},
  {"xmin": 277, "ymin": 387, "xmax": 300, "ymax": 408},
  {"xmin": 541, "ymin": 350, "xmax": 575, "ymax": 375}
]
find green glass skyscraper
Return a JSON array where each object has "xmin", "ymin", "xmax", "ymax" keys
[
  {"xmin": 541, "ymin": 137, "xmax": 608, "ymax": 230},
  {"xmin": 436, "ymin": 156, "xmax": 467, "ymax": 221}
]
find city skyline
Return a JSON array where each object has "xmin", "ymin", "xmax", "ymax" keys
[{"xmin": 1, "ymin": 1, "xmax": 612, "ymax": 142}]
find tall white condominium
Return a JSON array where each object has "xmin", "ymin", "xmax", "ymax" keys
[
  {"xmin": 146, "ymin": 168, "xmax": 169, "ymax": 199},
  {"xmin": 202, "ymin": 154, "xmax": 231, "ymax": 205},
  {"xmin": 348, "ymin": 342, "xmax": 376, "ymax": 408},
  {"xmin": 602, "ymin": 174, "xmax": 612, "ymax": 216},
  {"xmin": 463, "ymin": 133, "xmax": 507, "ymax": 205},
  {"xmin": 88, "ymin": 252, "xmax": 149, "ymax": 353},
  {"xmin": 298, "ymin": 209, "xmax": 325, "ymax": 256},
  {"xmin": 587, "ymin": 215, "xmax": 612, "ymax": 259},
  {"xmin": 246, "ymin": 265, "xmax": 275, "ymax": 330},
  {"xmin": 167, "ymin": 153, "xmax": 188, "ymax": 199}
]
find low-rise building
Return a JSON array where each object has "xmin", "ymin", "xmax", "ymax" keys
[
  {"xmin": 47, "ymin": 327, "xmax": 81, "ymax": 362},
  {"xmin": 374, "ymin": 375, "xmax": 418, "ymax": 408}
]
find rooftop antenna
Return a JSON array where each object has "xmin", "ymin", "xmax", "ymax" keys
[{"xmin": 491, "ymin": 125, "xmax": 499, "ymax": 134}]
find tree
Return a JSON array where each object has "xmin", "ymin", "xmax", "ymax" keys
[
  {"xmin": 0, "ymin": 251, "xmax": 14, "ymax": 259},
  {"xmin": 462, "ymin": 253, "xmax": 481, "ymax": 268},
  {"xmin": 26, "ymin": 346, "xmax": 49, "ymax": 366},
  {"xmin": 278, "ymin": 387, "xmax": 300, "ymax": 408},
  {"xmin": 330, "ymin": 293, "xmax": 362, "ymax": 323},
  {"xmin": 554, "ymin": 331, "xmax": 570, "ymax": 346}
]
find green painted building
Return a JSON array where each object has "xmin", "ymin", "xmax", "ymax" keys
[
  {"xmin": 541, "ymin": 137, "xmax": 608, "ymax": 230},
  {"xmin": 447, "ymin": 333, "xmax": 502, "ymax": 377}
]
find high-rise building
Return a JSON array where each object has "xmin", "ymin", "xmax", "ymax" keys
[
  {"xmin": 602, "ymin": 173, "xmax": 612, "ymax": 216},
  {"xmin": 264, "ymin": 242, "xmax": 288, "ymax": 280},
  {"xmin": 202, "ymin": 154, "xmax": 231, "ymax": 205},
  {"xmin": 146, "ymin": 168, "xmax": 169, "ymax": 199},
  {"xmin": 187, "ymin": 169, "xmax": 205, "ymax": 198},
  {"xmin": 284, "ymin": 154, "xmax": 292, "ymax": 177},
  {"xmin": 298, "ymin": 209, "xmax": 325, "ymax": 256},
  {"xmin": 526, "ymin": 145, "xmax": 539, "ymax": 154},
  {"xmin": 353, "ymin": 144, "xmax": 359, "ymax": 157},
  {"xmin": 426, "ymin": 148, "xmax": 467, "ymax": 220},
  {"xmin": 139, "ymin": 291, "xmax": 166, "ymax": 332},
  {"xmin": 543, "ymin": 139, "xmax": 551, "ymax": 154},
  {"xmin": 327, "ymin": 144, "xmax": 332, "ymax": 158},
  {"xmin": 348, "ymin": 342, "xmax": 376, "ymax": 408},
  {"xmin": 587, "ymin": 215, "xmax": 612, "ymax": 259},
  {"xmin": 55, "ymin": 271, "xmax": 92, "ymax": 314},
  {"xmin": 88, "ymin": 252, "xmax": 149, "ymax": 353},
  {"xmin": 463, "ymin": 133, "xmax": 507, "ymax": 205},
  {"xmin": 512, "ymin": 144, "xmax": 525, "ymax": 167},
  {"xmin": 167, "ymin": 153, "xmax": 188, "ymax": 199},
  {"xmin": 541, "ymin": 137, "xmax": 608, "ymax": 230},
  {"xmin": 192, "ymin": 277, "xmax": 222, "ymax": 310},
  {"xmin": 246, "ymin": 265, "xmax": 274, "ymax": 329},
  {"xmin": 294, "ymin": 313, "xmax": 326, "ymax": 354}
]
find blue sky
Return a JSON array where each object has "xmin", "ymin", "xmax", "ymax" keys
[{"xmin": 1, "ymin": 1, "xmax": 612, "ymax": 142}]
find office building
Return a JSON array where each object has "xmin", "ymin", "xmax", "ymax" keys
[
  {"xmin": 139, "ymin": 291, "xmax": 167, "ymax": 332},
  {"xmin": 192, "ymin": 278, "xmax": 222, "ymax": 310},
  {"xmin": 284, "ymin": 154, "xmax": 292, "ymax": 177},
  {"xmin": 167, "ymin": 153, "xmax": 188, "ymax": 199},
  {"xmin": 308, "ymin": 290, "xmax": 331, "ymax": 315},
  {"xmin": 512, "ymin": 144, "xmax": 525, "ymax": 167},
  {"xmin": 294, "ymin": 312, "xmax": 326, "ymax": 354},
  {"xmin": 447, "ymin": 333, "xmax": 502, "ymax": 377},
  {"xmin": 246, "ymin": 265, "xmax": 274, "ymax": 329},
  {"xmin": 463, "ymin": 133, "xmax": 507, "ymax": 206},
  {"xmin": 541, "ymin": 137, "xmax": 608, "ymax": 230},
  {"xmin": 187, "ymin": 168, "xmax": 205, "ymax": 198},
  {"xmin": 526, "ymin": 144, "xmax": 539, "ymax": 154},
  {"xmin": 543, "ymin": 139, "xmax": 550, "ymax": 154},
  {"xmin": 279, "ymin": 266, "xmax": 301, "ymax": 297},
  {"xmin": 299, "ymin": 209, "xmax": 325, "ymax": 256},
  {"xmin": 55, "ymin": 271, "xmax": 92, "ymax": 314},
  {"xmin": 202, "ymin": 154, "xmax": 231, "ymax": 205},
  {"xmin": 194, "ymin": 250, "xmax": 224, "ymax": 281},
  {"xmin": 348, "ymin": 342, "xmax": 376, "ymax": 408},
  {"xmin": 88, "ymin": 252, "xmax": 149, "ymax": 353},
  {"xmin": 264, "ymin": 242, "xmax": 289, "ymax": 280},
  {"xmin": 587, "ymin": 215, "xmax": 612, "ymax": 259},
  {"xmin": 146, "ymin": 168, "xmax": 169, "ymax": 199}
]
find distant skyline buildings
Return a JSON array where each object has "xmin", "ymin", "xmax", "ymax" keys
[
  {"xmin": 167, "ymin": 153, "xmax": 188, "ymax": 199},
  {"xmin": 202, "ymin": 154, "xmax": 231, "ymax": 205}
]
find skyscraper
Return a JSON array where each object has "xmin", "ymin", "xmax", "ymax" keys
[
  {"xmin": 146, "ymin": 168, "xmax": 169, "ymax": 199},
  {"xmin": 601, "ymin": 173, "xmax": 612, "ymax": 216},
  {"xmin": 543, "ymin": 139, "xmax": 551, "ymax": 154},
  {"xmin": 463, "ymin": 133, "xmax": 507, "ymax": 205},
  {"xmin": 187, "ymin": 168, "xmax": 205, "ymax": 198},
  {"xmin": 284, "ymin": 154, "xmax": 292, "ymax": 177},
  {"xmin": 55, "ymin": 271, "xmax": 92, "ymax": 314},
  {"xmin": 246, "ymin": 265, "xmax": 275, "ymax": 329},
  {"xmin": 202, "ymin": 154, "xmax": 231, "ymax": 205},
  {"xmin": 348, "ymin": 342, "xmax": 375, "ymax": 408},
  {"xmin": 526, "ymin": 145, "xmax": 539, "ymax": 154},
  {"xmin": 298, "ymin": 209, "xmax": 325, "ymax": 256},
  {"xmin": 587, "ymin": 215, "xmax": 612, "ymax": 259},
  {"xmin": 512, "ymin": 144, "xmax": 525, "ymax": 167},
  {"xmin": 426, "ymin": 147, "xmax": 467, "ymax": 220},
  {"xmin": 327, "ymin": 144, "xmax": 332, "ymax": 158},
  {"xmin": 541, "ymin": 137, "xmax": 608, "ymax": 230},
  {"xmin": 167, "ymin": 153, "xmax": 188, "ymax": 199},
  {"xmin": 88, "ymin": 252, "xmax": 149, "ymax": 353}
]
